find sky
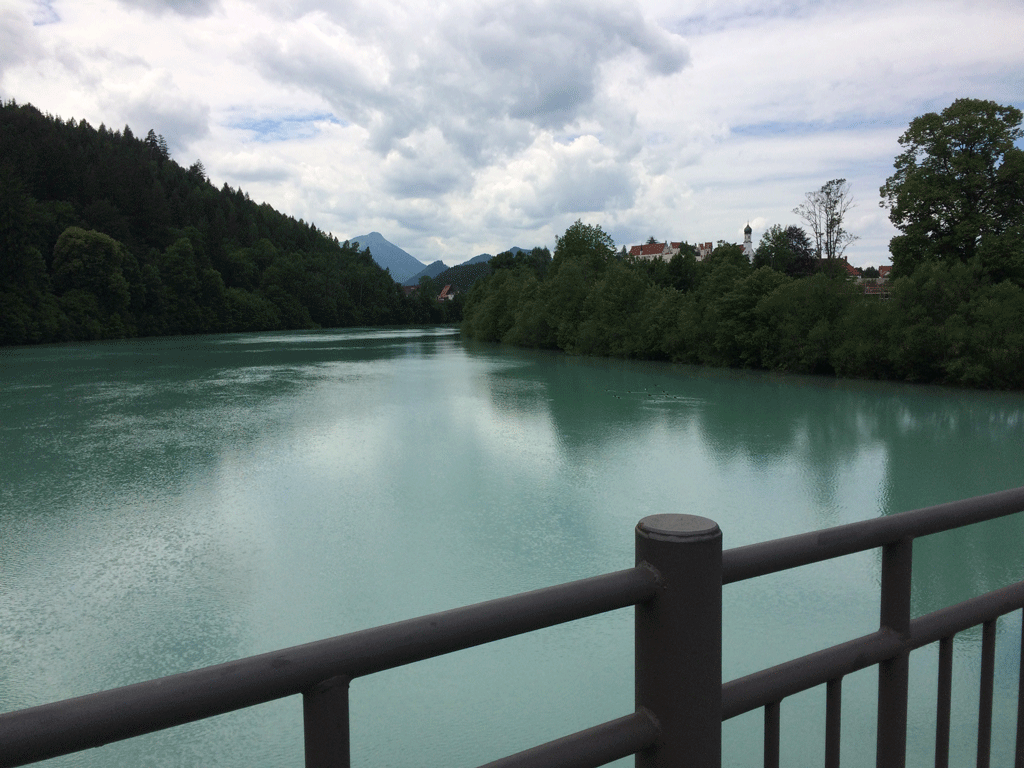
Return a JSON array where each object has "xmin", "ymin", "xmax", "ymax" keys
[{"xmin": 2, "ymin": 0, "xmax": 1023, "ymax": 268}]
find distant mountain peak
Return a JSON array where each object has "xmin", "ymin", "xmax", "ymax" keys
[{"xmin": 349, "ymin": 232, "xmax": 425, "ymax": 284}]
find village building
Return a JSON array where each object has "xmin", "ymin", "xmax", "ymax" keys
[
  {"xmin": 742, "ymin": 223, "xmax": 754, "ymax": 260},
  {"xmin": 628, "ymin": 242, "xmax": 684, "ymax": 260},
  {"xmin": 628, "ymin": 225, "xmax": 755, "ymax": 263}
]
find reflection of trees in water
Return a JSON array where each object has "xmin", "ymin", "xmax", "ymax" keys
[
  {"xmin": 877, "ymin": 390, "xmax": 1024, "ymax": 612},
  {"xmin": 471, "ymin": 345, "xmax": 678, "ymax": 452},
  {"xmin": 692, "ymin": 374, "xmax": 876, "ymax": 519},
  {"xmin": 462, "ymin": 347, "xmax": 611, "ymax": 568},
  {"xmin": 470, "ymin": 345, "xmax": 1024, "ymax": 613},
  {"xmin": 474, "ymin": 351, "xmax": 880, "ymax": 536}
]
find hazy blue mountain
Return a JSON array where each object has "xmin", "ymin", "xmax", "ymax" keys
[
  {"xmin": 402, "ymin": 260, "xmax": 449, "ymax": 286},
  {"xmin": 350, "ymin": 232, "xmax": 426, "ymax": 283}
]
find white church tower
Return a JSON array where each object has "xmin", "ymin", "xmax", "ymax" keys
[{"xmin": 742, "ymin": 223, "xmax": 754, "ymax": 261}]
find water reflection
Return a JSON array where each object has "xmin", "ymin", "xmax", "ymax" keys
[{"xmin": 2, "ymin": 330, "xmax": 1023, "ymax": 768}]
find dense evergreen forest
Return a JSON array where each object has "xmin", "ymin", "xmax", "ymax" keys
[
  {"xmin": 0, "ymin": 100, "xmax": 459, "ymax": 346},
  {"xmin": 463, "ymin": 100, "xmax": 1024, "ymax": 390}
]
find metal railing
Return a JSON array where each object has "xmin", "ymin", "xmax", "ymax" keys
[{"xmin": 2, "ymin": 487, "xmax": 1024, "ymax": 768}]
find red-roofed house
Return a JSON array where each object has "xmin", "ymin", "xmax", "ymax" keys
[
  {"xmin": 814, "ymin": 258, "xmax": 862, "ymax": 277},
  {"xmin": 629, "ymin": 242, "xmax": 678, "ymax": 260},
  {"xmin": 627, "ymin": 233, "xmax": 749, "ymax": 263}
]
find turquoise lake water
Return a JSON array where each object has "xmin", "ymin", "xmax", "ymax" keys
[{"xmin": 1, "ymin": 327, "xmax": 1021, "ymax": 766}]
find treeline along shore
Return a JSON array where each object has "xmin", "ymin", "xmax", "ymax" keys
[
  {"xmin": 461, "ymin": 221, "xmax": 1024, "ymax": 389},
  {"xmin": 4, "ymin": 98, "xmax": 1023, "ymax": 391},
  {"xmin": 0, "ymin": 100, "xmax": 459, "ymax": 346},
  {"xmin": 462, "ymin": 100, "xmax": 1024, "ymax": 390}
]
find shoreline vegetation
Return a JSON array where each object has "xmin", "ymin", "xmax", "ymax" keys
[
  {"xmin": 461, "ymin": 222, "xmax": 1024, "ymax": 389},
  {"xmin": 4, "ymin": 98, "xmax": 1023, "ymax": 390}
]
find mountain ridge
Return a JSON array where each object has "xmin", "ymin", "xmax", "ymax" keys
[
  {"xmin": 352, "ymin": 234, "xmax": 530, "ymax": 284},
  {"xmin": 348, "ymin": 232, "xmax": 425, "ymax": 284}
]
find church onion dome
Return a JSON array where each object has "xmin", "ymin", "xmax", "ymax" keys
[{"xmin": 744, "ymin": 223, "xmax": 752, "ymax": 234}]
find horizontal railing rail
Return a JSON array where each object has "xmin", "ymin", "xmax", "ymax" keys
[
  {"xmin": 474, "ymin": 712, "xmax": 660, "ymax": 768},
  {"xmin": 722, "ymin": 485, "xmax": 1024, "ymax": 583},
  {"xmin": 0, "ymin": 567, "xmax": 658, "ymax": 767},
  {"xmin": 2, "ymin": 486, "xmax": 1023, "ymax": 768}
]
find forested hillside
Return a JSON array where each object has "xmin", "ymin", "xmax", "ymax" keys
[{"xmin": 0, "ymin": 100, "xmax": 439, "ymax": 346}]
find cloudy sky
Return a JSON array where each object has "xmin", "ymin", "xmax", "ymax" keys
[{"xmin": 2, "ymin": 0, "xmax": 1022, "ymax": 267}]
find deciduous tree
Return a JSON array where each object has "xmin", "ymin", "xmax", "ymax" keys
[
  {"xmin": 879, "ymin": 98, "xmax": 1024, "ymax": 282},
  {"xmin": 552, "ymin": 220, "xmax": 616, "ymax": 279},
  {"xmin": 753, "ymin": 224, "xmax": 816, "ymax": 276},
  {"xmin": 794, "ymin": 179, "xmax": 858, "ymax": 260}
]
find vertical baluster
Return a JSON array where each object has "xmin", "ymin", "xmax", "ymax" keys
[
  {"xmin": 877, "ymin": 537, "xmax": 913, "ymax": 768},
  {"xmin": 825, "ymin": 677, "xmax": 842, "ymax": 768},
  {"xmin": 977, "ymin": 620, "xmax": 996, "ymax": 768},
  {"xmin": 935, "ymin": 635, "xmax": 953, "ymax": 768},
  {"xmin": 764, "ymin": 700, "xmax": 781, "ymax": 768},
  {"xmin": 1016, "ymin": 609, "xmax": 1024, "ymax": 768},
  {"xmin": 303, "ymin": 675, "xmax": 351, "ymax": 768}
]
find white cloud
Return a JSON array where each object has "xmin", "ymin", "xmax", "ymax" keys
[
  {"xmin": 0, "ymin": 6, "xmax": 41, "ymax": 80},
  {"xmin": 102, "ymin": 71, "xmax": 211, "ymax": 154},
  {"xmin": 0, "ymin": 0, "xmax": 1021, "ymax": 268},
  {"xmin": 113, "ymin": 0, "xmax": 220, "ymax": 16}
]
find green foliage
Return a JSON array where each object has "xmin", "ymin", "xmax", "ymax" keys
[
  {"xmin": 754, "ymin": 273, "xmax": 860, "ymax": 374},
  {"xmin": 880, "ymin": 98, "xmax": 1024, "ymax": 282},
  {"xmin": 461, "ymin": 269, "xmax": 528, "ymax": 343},
  {"xmin": 552, "ymin": 220, "xmax": 616, "ymax": 279},
  {"xmin": 714, "ymin": 267, "xmax": 792, "ymax": 368},
  {"xmin": 463, "ymin": 220, "xmax": 1024, "ymax": 390},
  {"xmin": 573, "ymin": 261, "xmax": 650, "ymax": 357},
  {"xmin": 432, "ymin": 262, "xmax": 492, "ymax": 294},
  {"xmin": 0, "ymin": 101, "xmax": 437, "ymax": 346},
  {"xmin": 667, "ymin": 250, "xmax": 698, "ymax": 291},
  {"xmin": 225, "ymin": 288, "xmax": 280, "ymax": 332},
  {"xmin": 753, "ymin": 225, "xmax": 816, "ymax": 277},
  {"xmin": 629, "ymin": 245, "xmax": 698, "ymax": 292},
  {"xmin": 487, "ymin": 247, "xmax": 553, "ymax": 280},
  {"xmin": 52, "ymin": 227, "xmax": 134, "ymax": 330},
  {"xmin": 704, "ymin": 242, "xmax": 750, "ymax": 273}
]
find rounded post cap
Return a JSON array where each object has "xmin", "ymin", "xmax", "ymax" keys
[{"xmin": 637, "ymin": 514, "xmax": 720, "ymax": 542}]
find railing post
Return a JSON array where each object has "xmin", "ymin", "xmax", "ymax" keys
[
  {"xmin": 877, "ymin": 536, "xmax": 912, "ymax": 768},
  {"xmin": 635, "ymin": 514, "xmax": 722, "ymax": 768},
  {"xmin": 303, "ymin": 675, "xmax": 351, "ymax": 768}
]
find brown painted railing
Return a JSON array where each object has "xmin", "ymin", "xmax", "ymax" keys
[{"xmin": 2, "ymin": 488, "xmax": 1024, "ymax": 768}]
